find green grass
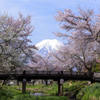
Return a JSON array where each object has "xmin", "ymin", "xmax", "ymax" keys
[
  {"xmin": 13, "ymin": 81, "xmax": 88, "ymax": 98},
  {"xmin": 13, "ymin": 81, "xmax": 88, "ymax": 97},
  {"xmin": 13, "ymin": 94, "xmax": 68, "ymax": 100},
  {"xmin": 0, "ymin": 81, "xmax": 91, "ymax": 100},
  {"xmin": 76, "ymin": 82, "xmax": 100, "ymax": 100},
  {"xmin": 4, "ymin": 81, "xmax": 100, "ymax": 100},
  {"xmin": 0, "ymin": 84, "xmax": 68, "ymax": 100},
  {"xmin": 0, "ymin": 85, "xmax": 21, "ymax": 100},
  {"xmin": 62, "ymin": 81, "xmax": 88, "ymax": 97},
  {"xmin": 11, "ymin": 81, "xmax": 100, "ymax": 100}
]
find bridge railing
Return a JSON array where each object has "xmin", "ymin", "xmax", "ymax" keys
[
  {"xmin": 25, "ymin": 70, "xmax": 37, "ymax": 74},
  {"xmin": 63, "ymin": 71, "xmax": 87, "ymax": 75},
  {"xmin": 11, "ymin": 71, "xmax": 23, "ymax": 75},
  {"xmin": 25, "ymin": 71, "xmax": 61, "ymax": 74},
  {"xmin": 0, "ymin": 71, "xmax": 23, "ymax": 75},
  {"xmin": 24, "ymin": 71, "xmax": 88, "ymax": 75},
  {"xmin": 0, "ymin": 70, "xmax": 88, "ymax": 76}
]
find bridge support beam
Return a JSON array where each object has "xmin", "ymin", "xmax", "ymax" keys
[
  {"xmin": 22, "ymin": 78, "xmax": 26, "ymax": 93},
  {"xmin": 58, "ymin": 79, "xmax": 63, "ymax": 96}
]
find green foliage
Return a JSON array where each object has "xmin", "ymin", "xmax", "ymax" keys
[
  {"xmin": 92, "ymin": 62, "xmax": 100, "ymax": 72},
  {"xmin": 76, "ymin": 83, "xmax": 100, "ymax": 100},
  {"xmin": 13, "ymin": 94, "xmax": 68, "ymax": 100}
]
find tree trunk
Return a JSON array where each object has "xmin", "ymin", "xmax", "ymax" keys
[
  {"xmin": 1, "ymin": 80, "xmax": 8, "ymax": 86},
  {"xmin": 45, "ymin": 80, "xmax": 48, "ymax": 86},
  {"xmin": 42, "ymin": 80, "xmax": 44, "ymax": 84},
  {"xmin": 50, "ymin": 80, "xmax": 53, "ymax": 86},
  {"xmin": 33, "ymin": 80, "xmax": 35, "ymax": 85},
  {"xmin": 17, "ymin": 80, "xmax": 19, "ymax": 86},
  {"xmin": 88, "ymin": 69, "xmax": 92, "ymax": 77}
]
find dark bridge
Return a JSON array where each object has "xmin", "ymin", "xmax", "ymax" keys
[{"xmin": 0, "ymin": 70, "xmax": 99, "ymax": 95}]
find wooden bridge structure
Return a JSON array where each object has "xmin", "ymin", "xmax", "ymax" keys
[{"xmin": 0, "ymin": 70, "xmax": 99, "ymax": 96}]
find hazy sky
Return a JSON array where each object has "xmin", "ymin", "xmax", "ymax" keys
[{"xmin": 0, "ymin": 0, "xmax": 99, "ymax": 44}]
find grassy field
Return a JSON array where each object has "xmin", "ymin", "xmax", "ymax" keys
[
  {"xmin": 12, "ymin": 81, "xmax": 88, "ymax": 96},
  {"xmin": 1, "ymin": 81, "xmax": 100, "ymax": 100},
  {"xmin": 0, "ymin": 83, "xmax": 68, "ymax": 100},
  {"xmin": 12, "ymin": 81, "xmax": 88, "ymax": 99}
]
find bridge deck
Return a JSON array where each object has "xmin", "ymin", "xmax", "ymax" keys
[
  {"xmin": 0, "ymin": 71, "xmax": 93, "ymax": 81},
  {"xmin": 0, "ymin": 70, "xmax": 99, "ymax": 82}
]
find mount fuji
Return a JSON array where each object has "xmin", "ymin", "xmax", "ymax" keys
[{"xmin": 35, "ymin": 39, "xmax": 64, "ymax": 55}]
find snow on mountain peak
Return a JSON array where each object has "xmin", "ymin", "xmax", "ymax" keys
[{"xmin": 36, "ymin": 39, "xmax": 64, "ymax": 55}]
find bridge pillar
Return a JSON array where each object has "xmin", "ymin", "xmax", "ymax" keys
[
  {"xmin": 22, "ymin": 70, "xmax": 26, "ymax": 93},
  {"xmin": 58, "ymin": 79, "xmax": 63, "ymax": 96},
  {"xmin": 22, "ymin": 78, "xmax": 26, "ymax": 93}
]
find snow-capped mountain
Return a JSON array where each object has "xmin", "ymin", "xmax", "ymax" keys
[{"xmin": 36, "ymin": 39, "xmax": 64, "ymax": 55}]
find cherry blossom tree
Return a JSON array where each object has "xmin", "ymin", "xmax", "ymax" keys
[
  {"xmin": 71, "ymin": 41, "xmax": 98, "ymax": 73},
  {"xmin": 0, "ymin": 13, "xmax": 37, "ymax": 74},
  {"xmin": 54, "ymin": 7, "xmax": 100, "ymax": 44},
  {"xmin": 53, "ymin": 7, "xmax": 100, "ymax": 74},
  {"xmin": 28, "ymin": 54, "xmax": 57, "ymax": 86},
  {"xmin": 49, "ymin": 46, "xmax": 74, "ymax": 72},
  {"xmin": 49, "ymin": 45, "xmax": 83, "ymax": 73},
  {"xmin": 50, "ymin": 41, "xmax": 98, "ymax": 75},
  {"xmin": 28, "ymin": 53, "xmax": 58, "ymax": 71}
]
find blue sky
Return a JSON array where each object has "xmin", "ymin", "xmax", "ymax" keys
[{"xmin": 0, "ymin": 0, "xmax": 99, "ymax": 45}]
